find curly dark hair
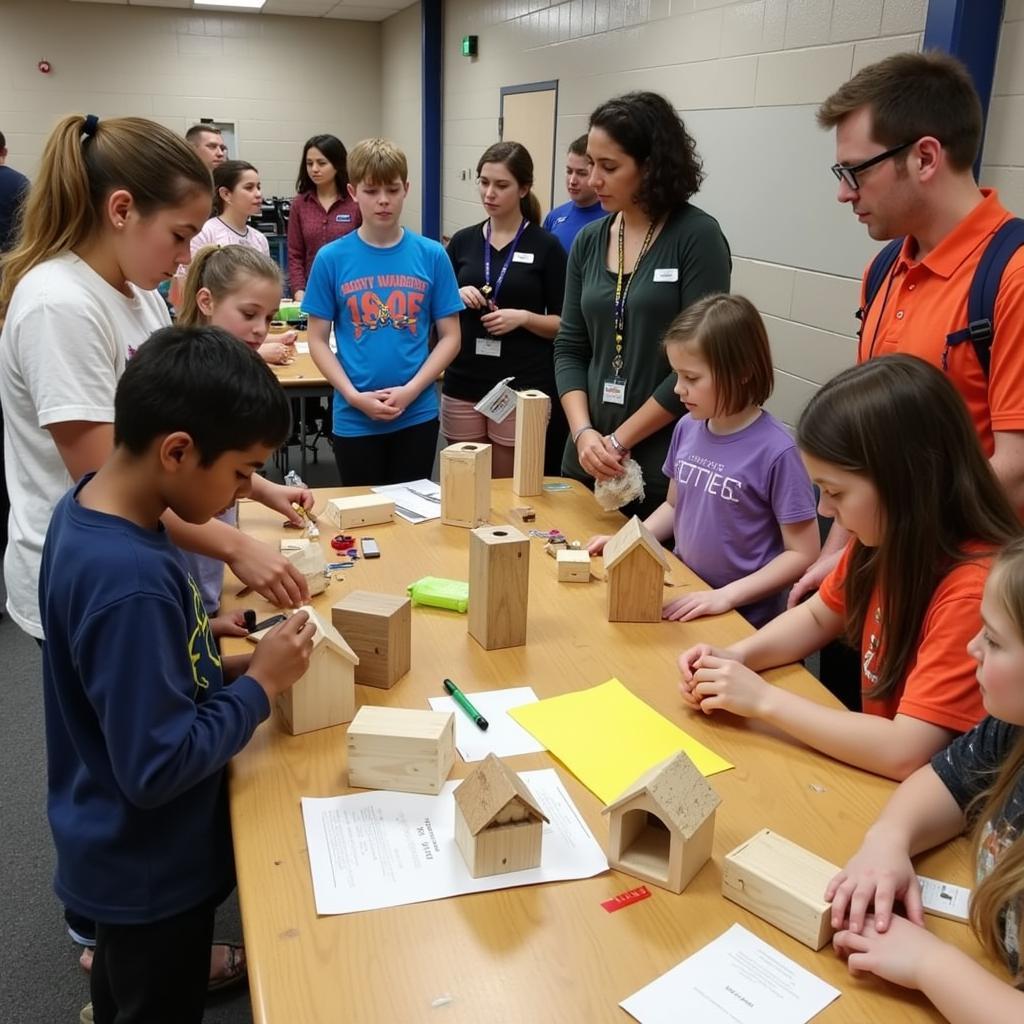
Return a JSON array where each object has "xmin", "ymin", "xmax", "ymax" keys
[{"xmin": 589, "ymin": 91, "xmax": 705, "ymax": 218}]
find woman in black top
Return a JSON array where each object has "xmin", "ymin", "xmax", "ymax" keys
[{"xmin": 443, "ymin": 142, "xmax": 568, "ymax": 477}]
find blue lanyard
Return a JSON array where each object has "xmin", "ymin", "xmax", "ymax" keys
[{"xmin": 482, "ymin": 218, "xmax": 528, "ymax": 305}]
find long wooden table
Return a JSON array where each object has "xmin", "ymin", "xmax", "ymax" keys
[
  {"xmin": 270, "ymin": 345, "xmax": 331, "ymax": 479},
  {"xmin": 223, "ymin": 480, "xmax": 993, "ymax": 1023}
]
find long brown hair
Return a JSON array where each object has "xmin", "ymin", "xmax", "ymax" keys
[
  {"xmin": 177, "ymin": 245, "xmax": 282, "ymax": 328},
  {"xmin": 796, "ymin": 355, "xmax": 1020, "ymax": 701},
  {"xmin": 477, "ymin": 142, "xmax": 542, "ymax": 226},
  {"xmin": 0, "ymin": 114, "xmax": 210, "ymax": 320},
  {"xmin": 968, "ymin": 538, "xmax": 1024, "ymax": 964}
]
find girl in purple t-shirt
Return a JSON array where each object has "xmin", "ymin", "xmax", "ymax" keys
[{"xmin": 588, "ymin": 293, "xmax": 819, "ymax": 627}]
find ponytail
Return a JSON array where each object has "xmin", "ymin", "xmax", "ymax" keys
[
  {"xmin": 521, "ymin": 191, "xmax": 542, "ymax": 227},
  {"xmin": 178, "ymin": 244, "xmax": 282, "ymax": 328},
  {"xmin": 0, "ymin": 114, "xmax": 210, "ymax": 321}
]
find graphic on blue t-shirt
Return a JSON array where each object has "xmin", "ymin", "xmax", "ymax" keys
[{"xmin": 342, "ymin": 273, "xmax": 425, "ymax": 340}]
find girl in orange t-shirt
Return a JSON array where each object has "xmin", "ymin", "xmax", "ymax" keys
[{"xmin": 678, "ymin": 354, "xmax": 1020, "ymax": 780}]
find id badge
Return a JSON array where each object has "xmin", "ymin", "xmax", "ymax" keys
[
  {"xmin": 474, "ymin": 376, "xmax": 517, "ymax": 423},
  {"xmin": 476, "ymin": 336, "xmax": 502, "ymax": 357},
  {"xmin": 602, "ymin": 377, "xmax": 626, "ymax": 405}
]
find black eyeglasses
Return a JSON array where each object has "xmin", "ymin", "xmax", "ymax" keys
[{"xmin": 831, "ymin": 141, "xmax": 915, "ymax": 190}]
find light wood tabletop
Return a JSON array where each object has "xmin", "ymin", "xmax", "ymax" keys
[
  {"xmin": 269, "ymin": 346, "xmax": 328, "ymax": 389},
  {"xmin": 222, "ymin": 479, "xmax": 994, "ymax": 1024}
]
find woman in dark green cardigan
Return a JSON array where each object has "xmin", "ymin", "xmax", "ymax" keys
[{"xmin": 554, "ymin": 91, "xmax": 731, "ymax": 518}]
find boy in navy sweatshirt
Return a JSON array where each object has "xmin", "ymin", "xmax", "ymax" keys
[{"xmin": 39, "ymin": 325, "xmax": 316, "ymax": 1024}]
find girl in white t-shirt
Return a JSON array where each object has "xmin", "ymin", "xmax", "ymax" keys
[
  {"xmin": 189, "ymin": 160, "xmax": 271, "ymax": 257},
  {"xmin": 0, "ymin": 114, "xmax": 310, "ymax": 641}
]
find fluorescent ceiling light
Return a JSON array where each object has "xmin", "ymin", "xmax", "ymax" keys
[{"xmin": 193, "ymin": 0, "xmax": 266, "ymax": 9}]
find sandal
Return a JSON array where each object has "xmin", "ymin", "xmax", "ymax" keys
[{"xmin": 207, "ymin": 942, "xmax": 247, "ymax": 993}]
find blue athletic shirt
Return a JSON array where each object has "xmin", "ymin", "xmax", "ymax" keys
[
  {"xmin": 302, "ymin": 228, "xmax": 464, "ymax": 437},
  {"xmin": 542, "ymin": 200, "xmax": 606, "ymax": 254}
]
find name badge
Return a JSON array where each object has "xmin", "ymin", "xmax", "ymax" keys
[
  {"xmin": 476, "ymin": 337, "xmax": 502, "ymax": 358},
  {"xmin": 337, "ymin": 214, "xmax": 352, "ymax": 223},
  {"xmin": 512, "ymin": 251, "xmax": 535, "ymax": 264},
  {"xmin": 602, "ymin": 378, "xmax": 626, "ymax": 405},
  {"xmin": 653, "ymin": 268, "xmax": 679, "ymax": 282},
  {"xmin": 474, "ymin": 376, "xmax": 517, "ymax": 423}
]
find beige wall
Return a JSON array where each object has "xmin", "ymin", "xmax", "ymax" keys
[
  {"xmin": 982, "ymin": 0, "xmax": 1024, "ymax": 218},
  {"xmin": 381, "ymin": 2, "xmax": 423, "ymax": 233},
  {"xmin": 0, "ymin": 1, "xmax": 381, "ymax": 200},
  {"xmin": 441, "ymin": 0, "xmax": 927, "ymax": 425}
]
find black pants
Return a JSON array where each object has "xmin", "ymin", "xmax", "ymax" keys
[
  {"xmin": 333, "ymin": 418, "xmax": 440, "ymax": 486},
  {"xmin": 91, "ymin": 900, "xmax": 216, "ymax": 1024}
]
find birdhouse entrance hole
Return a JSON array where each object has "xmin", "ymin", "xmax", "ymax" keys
[{"xmin": 618, "ymin": 810, "xmax": 671, "ymax": 884}]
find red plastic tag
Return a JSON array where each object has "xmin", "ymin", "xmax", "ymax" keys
[{"xmin": 601, "ymin": 885, "xmax": 651, "ymax": 913}]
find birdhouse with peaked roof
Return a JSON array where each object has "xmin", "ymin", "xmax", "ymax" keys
[
  {"xmin": 277, "ymin": 605, "xmax": 359, "ymax": 736},
  {"xmin": 602, "ymin": 751, "xmax": 721, "ymax": 893},
  {"xmin": 453, "ymin": 753, "xmax": 549, "ymax": 877},
  {"xmin": 602, "ymin": 516, "xmax": 669, "ymax": 622}
]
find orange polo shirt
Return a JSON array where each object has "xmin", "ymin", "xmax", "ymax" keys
[
  {"xmin": 858, "ymin": 189, "xmax": 1024, "ymax": 456},
  {"xmin": 818, "ymin": 541, "xmax": 987, "ymax": 733}
]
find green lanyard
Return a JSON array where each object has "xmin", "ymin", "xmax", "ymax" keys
[{"xmin": 612, "ymin": 216, "xmax": 658, "ymax": 376}]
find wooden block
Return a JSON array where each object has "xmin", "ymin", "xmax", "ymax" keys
[
  {"xmin": 283, "ymin": 541, "xmax": 327, "ymax": 597},
  {"xmin": 468, "ymin": 525, "xmax": 529, "ymax": 650},
  {"xmin": 440, "ymin": 442, "xmax": 492, "ymax": 528},
  {"xmin": 544, "ymin": 538, "xmax": 568, "ymax": 558},
  {"xmin": 279, "ymin": 537, "xmax": 310, "ymax": 553},
  {"xmin": 346, "ymin": 706, "xmax": 454, "ymax": 795},
  {"xmin": 512, "ymin": 389, "xmax": 549, "ymax": 497},
  {"xmin": 721, "ymin": 828, "xmax": 839, "ymax": 950},
  {"xmin": 331, "ymin": 591, "xmax": 411, "ymax": 689},
  {"xmin": 277, "ymin": 606, "xmax": 358, "ymax": 735},
  {"xmin": 510, "ymin": 506, "xmax": 536, "ymax": 523},
  {"xmin": 557, "ymin": 549, "xmax": 591, "ymax": 583},
  {"xmin": 321, "ymin": 494, "xmax": 395, "ymax": 530}
]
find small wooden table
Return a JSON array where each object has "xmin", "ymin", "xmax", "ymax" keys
[{"xmin": 223, "ymin": 480, "xmax": 993, "ymax": 1024}]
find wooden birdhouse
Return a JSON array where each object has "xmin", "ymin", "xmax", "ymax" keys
[
  {"xmin": 332, "ymin": 590, "xmax": 411, "ymax": 689},
  {"xmin": 280, "ymin": 538, "xmax": 327, "ymax": 596},
  {"xmin": 602, "ymin": 516, "xmax": 669, "ymax": 622},
  {"xmin": 453, "ymin": 753, "xmax": 549, "ymax": 878},
  {"xmin": 440, "ymin": 442, "xmax": 492, "ymax": 528},
  {"xmin": 347, "ymin": 706, "xmax": 454, "ymax": 795},
  {"xmin": 602, "ymin": 751, "xmax": 720, "ymax": 894},
  {"xmin": 721, "ymin": 829, "xmax": 840, "ymax": 950},
  {"xmin": 277, "ymin": 605, "xmax": 359, "ymax": 735}
]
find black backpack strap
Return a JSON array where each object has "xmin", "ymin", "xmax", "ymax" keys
[
  {"xmin": 856, "ymin": 238, "xmax": 903, "ymax": 338},
  {"xmin": 945, "ymin": 218, "xmax": 1024, "ymax": 378}
]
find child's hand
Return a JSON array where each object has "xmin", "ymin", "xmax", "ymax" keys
[
  {"xmin": 352, "ymin": 390, "xmax": 403, "ymax": 421},
  {"xmin": 678, "ymin": 642, "xmax": 740, "ymax": 682},
  {"xmin": 586, "ymin": 534, "xmax": 612, "ymax": 555},
  {"xmin": 251, "ymin": 478, "xmax": 313, "ymax": 528},
  {"xmin": 379, "ymin": 384, "xmax": 416, "ymax": 415},
  {"xmin": 229, "ymin": 534, "xmax": 309, "ymax": 608},
  {"xmin": 689, "ymin": 656, "xmax": 772, "ymax": 718},
  {"xmin": 247, "ymin": 611, "xmax": 315, "ymax": 699},
  {"xmin": 833, "ymin": 915, "xmax": 939, "ymax": 990},
  {"xmin": 258, "ymin": 342, "xmax": 290, "ymax": 365},
  {"xmin": 210, "ymin": 610, "xmax": 249, "ymax": 638},
  {"xmin": 480, "ymin": 307, "xmax": 527, "ymax": 336},
  {"xmin": 826, "ymin": 830, "xmax": 922, "ymax": 933},
  {"xmin": 278, "ymin": 330, "xmax": 298, "ymax": 347},
  {"xmin": 663, "ymin": 588, "xmax": 734, "ymax": 622},
  {"xmin": 459, "ymin": 285, "xmax": 489, "ymax": 309}
]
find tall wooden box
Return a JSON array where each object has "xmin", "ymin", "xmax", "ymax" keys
[
  {"xmin": 722, "ymin": 828, "xmax": 839, "ymax": 950},
  {"xmin": 332, "ymin": 591, "xmax": 411, "ymax": 689},
  {"xmin": 322, "ymin": 494, "xmax": 395, "ymax": 530},
  {"xmin": 346, "ymin": 706, "xmax": 455, "ymax": 795},
  {"xmin": 512, "ymin": 389, "xmax": 549, "ymax": 497},
  {"xmin": 440, "ymin": 442, "xmax": 492, "ymax": 528},
  {"xmin": 468, "ymin": 525, "xmax": 529, "ymax": 650}
]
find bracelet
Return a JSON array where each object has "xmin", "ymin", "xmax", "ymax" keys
[
  {"xmin": 609, "ymin": 432, "xmax": 625, "ymax": 452},
  {"xmin": 572, "ymin": 424, "xmax": 597, "ymax": 444}
]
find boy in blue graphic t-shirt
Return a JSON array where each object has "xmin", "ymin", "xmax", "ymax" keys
[
  {"xmin": 304, "ymin": 137, "xmax": 463, "ymax": 485},
  {"xmin": 542, "ymin": 134, "xmax": 605, "ymax": 255},
  {"xmin": 39, "ymin": 326, "xmax": 316, "ymax": 1024}
]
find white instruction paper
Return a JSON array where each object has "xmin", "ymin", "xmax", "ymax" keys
[
  {"xmin": 621, "ymin": 924, "xmax": 840, "ymax": 1024},
  {"xmin": 370, "ymin": 479, "xmax": 441, "ymax": 523},
  {"xmin": 302, "ymin": 768, "xmax": 607, "ymax": 915},
  {"xmin": 427, "ymin": 687, "xmax": 544, "ymax": 762}
]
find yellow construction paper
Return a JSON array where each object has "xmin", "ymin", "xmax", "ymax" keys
[{"xmin": 509, "ymin": 678, "xmax": 733, "ymax": 804}]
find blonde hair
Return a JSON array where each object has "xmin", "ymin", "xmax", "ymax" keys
[
  {"xmin": 969, "ymin": 536, "xmax": 1024, "ymax": 965},
  {"xmin": 177, "ymin": 245, "xmax": 282, "ymax": 327},
  {"xmin": 662, "ymin": 293, "xmax": 774, "ymax": 416},
  {"xmin": 0, "ymin": 114, "xmax": 210, "ymax": 320},
  {"xmin": 346, "ymin": 137, "xmax": 408, "ymax": 187}
]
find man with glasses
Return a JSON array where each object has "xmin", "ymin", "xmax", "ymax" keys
[{"xmin": 789, "ymin": 51, "xmax": 1024, "ymax": 700}]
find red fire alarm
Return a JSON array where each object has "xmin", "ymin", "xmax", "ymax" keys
[{"xmin": 38, "ymin": 59, "xmax": 52, "ymax": 74}]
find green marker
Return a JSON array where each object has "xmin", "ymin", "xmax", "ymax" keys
[{"xmin": 443, "ymin": 678, "xmax": 488, "ymax": 731}]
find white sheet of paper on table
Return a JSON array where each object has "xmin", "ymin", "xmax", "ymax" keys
[
  {"xmin": 294, "ymin": 341, "xmax": 310, "ymax": 354},
  {"xmin": 301, "ymin": 768, "xmax": 607, "ymax": 915},
  {"xmin": 620, "ymin": 924, "xmax": 840, "ymax": 1024},
  {"xmin": 427, "ymin": 687, "xmax": 544, "ymax": 761},
  {"xmin": 370, "ymin": 478, "xmax": 441, "ymax": 523}
]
